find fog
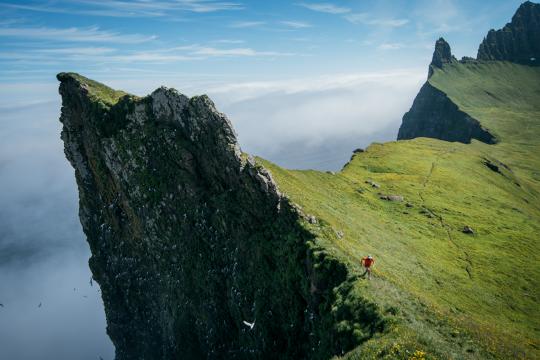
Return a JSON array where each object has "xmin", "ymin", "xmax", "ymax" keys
[
  {"xmin": 0, "ymin": 69, "xmax": 424, "ymax": 359},
  {"xmin": 0, "ymin": 101, "xmax": 115, "ymax": 360}
]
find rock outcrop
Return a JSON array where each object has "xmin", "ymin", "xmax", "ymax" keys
[
  {"xmin": 397, "ymin": 82, "xmax": 496, "ymax": 144},
  {"xmin": 477, "ymin": 1, "xmax": 540, "ymax": 65},
  {"xmin": 58, "ymin": 73, "xmax": 385, "ymax": 359},
  {"xmin": 429, "ymin": 38, "xmax": 456, "ymax": 77},
  {"xmin": 398, "ymin": 34, "xmax": 499, "ymax": 144}
]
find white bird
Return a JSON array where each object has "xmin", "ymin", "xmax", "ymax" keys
[{"xmin": 242, "ymin": 320, "xmax": 255, "ymax": 330}]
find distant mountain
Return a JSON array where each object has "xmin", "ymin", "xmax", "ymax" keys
[
  {"xmin": 477, "ymin": 1, "xmax": 540, "ymax": 65},
  {"xmin": 399, "ymin": 1, "xmax": 540, "ymax": 144},
  {"xmin": 398, "ymin": 39, "xmax": 497, "ymax": 144}
]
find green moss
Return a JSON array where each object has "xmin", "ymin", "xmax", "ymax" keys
[{"xmin": 57, "ymin": 72, "xmax": 130, "ymax": 106}]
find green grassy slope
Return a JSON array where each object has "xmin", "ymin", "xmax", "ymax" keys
[
  {"xmin": 57, "ymin": 72, "xmax": 129, "ymax": 105},
  {"xmin": 429, "ymin": 61, "xmax": 540, "ymax": 196},
  {"xmin": 263, "ymin": 62, "xmax": 540, "ymax": 359}
]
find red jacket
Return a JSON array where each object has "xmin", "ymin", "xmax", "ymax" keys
[{"xmin": 362, "ymin": 257, "xmax": 374, "ymax": 268}]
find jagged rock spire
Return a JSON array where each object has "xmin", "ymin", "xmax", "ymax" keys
[
  {"xmin": 431, "ymin": 38, "xmax": 453, "ymax": 68},
  {"xmin": 477, "ymin": 1, "xmax": 540, "ymax": 64},
  {"xmin": 429, "ymin": 38, "xmax": 456, "ymax": 77}
]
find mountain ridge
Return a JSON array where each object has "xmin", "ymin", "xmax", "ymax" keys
[{"xmin": 477, "ymin": 1, "xmax": 540, "ymax": 64}]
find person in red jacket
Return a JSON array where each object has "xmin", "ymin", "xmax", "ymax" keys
[{"xmin": 361, "ymin": 255, "xmax": 375, "ymax": 279}]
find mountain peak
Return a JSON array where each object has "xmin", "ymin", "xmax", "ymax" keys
[
  {"xmin": 477, "ymin": 1, "xmax": 540, "ymax": 64},
  {"xmin": 429, "ymin": 38, "xmax": 456, "ymax": 77}
]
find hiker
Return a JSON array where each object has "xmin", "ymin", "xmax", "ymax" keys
[{"xmin": 361, "ymin": 255, "xmax": 375, "ymax": 279}]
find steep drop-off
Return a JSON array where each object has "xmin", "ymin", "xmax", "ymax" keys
[
  {"xmin": 397, "ymin": 81, "xmax": 496, "ymax": 144},
  {"xmin": 58, "ymin": 73, "xmax": 386, "ymax": 359},
  {"xmin": 398, "ymin": 39, "xmax": 496, "ymax": 144}
]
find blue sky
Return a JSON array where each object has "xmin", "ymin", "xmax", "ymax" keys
[{"xmin": 0, "ymin": 0, "xmax": 526, "ymax": 83}]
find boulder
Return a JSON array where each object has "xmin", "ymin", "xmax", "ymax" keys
[{"xmin": 462, "ymin": 226, "xmax": 475, "ymax": 234}]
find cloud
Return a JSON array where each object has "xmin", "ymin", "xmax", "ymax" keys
[
  {"xmin": 229, "ymin": 21, "xmax": 266, "ymax": 28},
  {"xmin": 280, "ymin": 20, "xmax": 312, "ymax": 29},
  {"xmin": 345, "ymin": 13, "xmax": 409, "ymax": 27},
  {"xmin": 213, "ymin": 39, "xmax": 245, "ymax": 44},
  {"xmin": 377, "ymin": 43, "xmax": 405, "ymax": 50},
  {"xmin": 0, "ymin": 0, "xmax": 243, "ymax": 17},
  {"xmin": 38, "ymin": 47, "xmax": 117, "ymax": 55},
  {"xmin": 76, "ymin": 0, "xmax": 244, "ymax": 13},
  {"xmin": 0, "ymin": 44, "xmax": 294, "ymax": 65},
  {"xmin": 295, "ymin": 3, "xmax": 408, "ymax": 28},
  {"xmin": 202, "ymin": 69, "xmax": 425, "ymax": 169},
  {"xmin": 0, "ymin": 25, "xmax": 157, "ymax": 43},
  {"xmin": 296, "ymin": 2, "xmax": 351, "ymax": 14},
  {"xmin": 181, "ymin": 45, "xmax": 295, "ymax": 57},
  {"xmin": 0, "ymin": 97, "xmax": 114, "ymax": 359}
]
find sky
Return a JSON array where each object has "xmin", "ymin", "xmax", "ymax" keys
[{"xmin": 0, "ymin": 1, "xmax": 527, "ymax": 359}]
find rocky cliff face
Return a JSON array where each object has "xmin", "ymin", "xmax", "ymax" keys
[
  {"xmin": 477, "ymin": 1, "xmax": 540, "ymax": 65},
  {"xmin": 397, "ymin": 82, "xmax": 496, "ymax": 144},
  {"xmin": 58, "ymin": 73, "xmax": 385, "ymax": 359},
  {"xmin": 398, "ymin": 41, "xmax": 497, "ymax": 144}
]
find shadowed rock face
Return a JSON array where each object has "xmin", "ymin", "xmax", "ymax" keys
[
  {"xmin": 477, "ymin": 1, "xmax": 540, "ymax": 65},
  {"xmin": 398, "ymin": 38, "xmax": 497, "ymax": 145},
  {"xmin": 57, "ymin": 73, "xmax": 385, "ymax": 360},
  {"xmin": 397, "ymin": 82, "xmax": 496, "ymax": 144}
]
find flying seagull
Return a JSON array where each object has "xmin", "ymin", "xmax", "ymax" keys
[{"xmin": 242, "ymin": 320, "xmax": 255, "ymax": 330}]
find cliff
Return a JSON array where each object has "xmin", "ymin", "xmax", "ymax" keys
[
  {"xmin": 397, "ymin": 82, "xmax": 496, "ymax": 144},
  {"xmin": 57, "ymin": 73, "xmax": 385, "ymax": 359},
  {"xmin": 398, "ymin": 39, "xmax": 497, "ymax": 144},
  {"xmin": 477, "ymin": 1, "xmax": 540, "ymax": 65},
  {"xmin": 399, "ymin": 2, "xmax": 540, "ymax": 144}
]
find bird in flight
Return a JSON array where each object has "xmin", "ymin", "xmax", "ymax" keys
[{"xmin": 242, "ymin": 320, "xmax": 255, "ymax": 330}]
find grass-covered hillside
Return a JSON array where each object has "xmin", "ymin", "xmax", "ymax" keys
[{"xmin": 263, "ymin": 61, "xmax": 540, "ymax": 359}]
